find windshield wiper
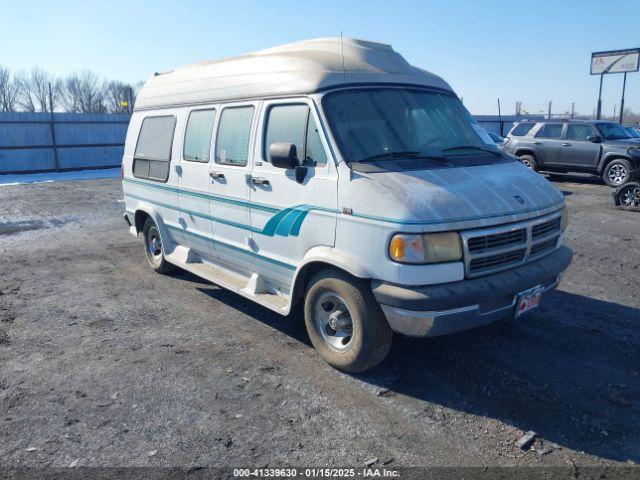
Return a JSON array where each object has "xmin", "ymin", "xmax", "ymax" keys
[
  {"xmin": 441, "ymin": 145, "xmax": 502, "ymax": 156},
  {"xmin": 357, "ymin": 150, "xmax": 421, "ymax": 162},
  {"xmin": 357, "ymin": 150, "xmax": 448, "ymax": 163}
]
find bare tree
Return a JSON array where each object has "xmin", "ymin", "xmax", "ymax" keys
[
  {"xmin": 19, "ymin": 68, "xmax": 56, "ymax": 112},
  {"xmin": 103, "ymin": 80, "xmax": 132, "ymax": 113},
  {"xmin": 57, "ymin": 71, "xmax": 106, "ymax": 113},
  {"xmin": 0, "ymin": 66, "xmax": 22, "ymax": 112}
]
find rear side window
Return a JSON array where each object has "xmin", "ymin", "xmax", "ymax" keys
[
  {"xmin": 263, "ymin": 104, "xmax": 328, "ymax": 166},
  {"xmin": 133, "ymin": 115, "xmax": 176, "ymax": 182},
  {"xmin": 566, "ymin": 124, "xmax": 595, "ymax": 141},
  {"xmin": 215, "ymin": 106, "xmax": 254, "ymax": 166},
  {"xmin": 510, "ymin": 122, "xmax": 535, "ymax": 136},
  {"xmin": 535, "ymin": 123, "xmax": 563, "ymax": 139},
  {"xmin": 183, "ymin": 109, "xmax": 216, "ymax": 162}
]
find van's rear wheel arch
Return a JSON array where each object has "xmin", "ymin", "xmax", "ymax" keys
[
  {"xmin": 134, "ymin": 210, "xmax": 151, "ymax": 236},
  {"xmin": 141, "ymin": 217, "xmax": 175, "ymax": 274}
]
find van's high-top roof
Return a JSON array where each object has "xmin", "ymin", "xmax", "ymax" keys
[{"xmin": 135, "ymin": 37, "xmax": 453, "ymax": 110}]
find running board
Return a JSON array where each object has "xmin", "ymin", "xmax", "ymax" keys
[{"xmin": 165, "ymin": 249, "xmax": 291, "ymax": 315}]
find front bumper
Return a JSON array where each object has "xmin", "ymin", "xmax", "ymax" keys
[{"xmin": 373, "ymin": 246, "xmax": 572, "ymax": 337}]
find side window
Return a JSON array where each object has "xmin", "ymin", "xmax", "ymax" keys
[
  {"xmin": 183, "ymin": 109, "xmax": 216, "ymax": 162},
  {"xmin": 511, "ymin": 122, "xmax": 534, "ymax": 136},
  {"xmin": 133, "ymin": 115, "xmax": 176, "ymax": 182},
  {"xmin": 535, "ymin": 123, "xmax": 563, "ymax": 139},
  {"xmin": 263, "ymin": 104, "xmax": 328, "ymax": 166},
  {"xmin": 566, "ymin": 124, "xmax": 595, "ymax": 141},
  {"xmin": 215, "ymin": 106, "xmax": 254, "ymax": 166},
  {"xmin": 264, "ymin": 104, "xmax": 308, "ymax": 163}
]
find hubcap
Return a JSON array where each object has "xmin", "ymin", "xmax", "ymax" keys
[
  {"xmin": 522, "ymin": 158, "xmax": 532, "ymax": 168},
  {"xmin": 621, "ymin": 185, "xmax": 640, "ymax": 208},
  {"xmin": 314, "ymin": 291, "xmax": 353, "ymax": 352},
  {"xmin": 608, "ymin": 164, "xmax": 627, "ymax": 185},
  {"xmin": 147, "ymin": 227, "xmax": 162, "ymax": 259}
]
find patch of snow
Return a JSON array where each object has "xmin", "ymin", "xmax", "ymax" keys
[{"xmin": 0, "ymin": 168, "xmax": 121, "ymax": 187}]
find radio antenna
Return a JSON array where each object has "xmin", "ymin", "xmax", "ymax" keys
[{"xmin": 340, "ymin": 31, "xmax": 351, "ymax": 167}]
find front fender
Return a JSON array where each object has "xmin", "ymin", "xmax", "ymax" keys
[{"xmin": 295, "ymin": 246, "xmax": 373, "ymax": 280}]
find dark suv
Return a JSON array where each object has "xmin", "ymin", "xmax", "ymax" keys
[{"xmin": 502, "ymin": 120, "xmax": 640, "ymax": 186}]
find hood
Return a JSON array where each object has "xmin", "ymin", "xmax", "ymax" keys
[
  {"xmin": 347, "ymin": 160, "xmax": 565, "ymax": 231},
  {"xmin": 606, "ymin": 138, "xmax": 640, "ymax": 148}
]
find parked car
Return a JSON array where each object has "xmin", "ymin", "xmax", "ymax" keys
[
  {"xmin": 502, "ymin": 120, "xmax": 640, "ymax": 187},
  {"xmin": 122, "ymin": 38, "xmax": 572, "ymax": 372}
]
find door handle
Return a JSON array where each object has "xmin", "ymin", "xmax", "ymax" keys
[
  {"xmin": 532, "ymin": 141, "xmax": 542, "ymax": 145},
  {"xmin": 209, "ymin": 171, "xmax": 225, "ymax": 180},
  {"xmin": 561, "ymin": 143, "xmax": 571, "ymax": 147},
  {"xmin": 251, "ymin": 177, "xmax": 270, "ymax": 186}
]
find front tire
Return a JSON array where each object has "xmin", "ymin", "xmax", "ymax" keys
[
  {"xmin": 519, "ymin": 154, "xmax": 539, "ymax": 171},
  {"xmin": 142, "ymin": 218, "xmax": 175, "ymax": 274},
  {"xmin": 304, "ymin": 269, "xmax": 393, "ymax": 373},
  {"xmin": 603, "ymin": 159, "xmax": 632, "ymax": 187}
]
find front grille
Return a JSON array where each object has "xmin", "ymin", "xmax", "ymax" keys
[
  {"xmin": 532, "ymin": 218, "xmax": 561, "ymax": 240},
  {"xmin": 461, "ymin": 212, "xmax": 563, "ymax": 278}
]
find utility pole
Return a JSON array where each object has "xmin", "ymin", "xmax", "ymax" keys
[
  {"xmin": 497, "ymin": 98, "xmax": 502, "ymax": 135},
  {"xmin": 596, "ymin": 73, "xmax": 604, "ymax": 120},
  {"xmin": 619, "ymin": 72, "xmax": 627, "ymax": 124},
  {"xmin": 548, "ymin": 101, "xmax": 552, "ymax": 119},
  {"xmin": 571, "ymin": 102, "xmax": 575, "ymax": 119},
  {"xmin": 48, "ymin": 82, "xmax": 60, "ymax": 172}
]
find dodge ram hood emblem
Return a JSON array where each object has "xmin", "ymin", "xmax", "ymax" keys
[{"xmin": 514, "ymin": 195, "xmax": 525, "ymax": 205}]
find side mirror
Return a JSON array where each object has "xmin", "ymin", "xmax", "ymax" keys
[
  {"xmin": 586, "ymin": 135, "xmax": 601, "ymax": 143},
  {"xmin": 270, "ymin": 142, "xmax": 299, "ymax": 169}
]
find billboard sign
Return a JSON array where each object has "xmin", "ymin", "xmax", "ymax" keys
[{"xmin": 591, "ymin": 48, "xmax": 640, "ymax": 75}]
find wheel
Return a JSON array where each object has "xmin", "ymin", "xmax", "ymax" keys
[
  {"xmin": 519, "ymin": 154, "xmax": 539, "ymax": 171},
  {"xmin": 617, "ymin": 183, "xmax": 640, "ymax": 210},
  {"xmin": 603, "ymin": 159, "xmax": 632, "ymax": 187},
  {"xmin": 303, "ymin": 269, "xmax": 393, "ymax": 373},
  {"xmin": 142, "ymin": 217, "xmax": 175, "ymax": 274}
]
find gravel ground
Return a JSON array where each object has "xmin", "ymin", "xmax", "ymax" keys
[{"xmin": 0, "ymin": 174, "xmax": 638, "ymax": 472}]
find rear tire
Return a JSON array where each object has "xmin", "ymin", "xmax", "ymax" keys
[
  {"xmin": 142, "ymin": 218, "xmax": 175, "ymax": 274},
  {"xmin": 519, "ymin": 154, "xmax": 539, "ymax": 171},
  {"xmin": 303, "ymin": 269, "xmax": 393, "ymax": 373},
  {"xmin": 603, "ymin": 159, "xmax": 632, "ymax": 187}
]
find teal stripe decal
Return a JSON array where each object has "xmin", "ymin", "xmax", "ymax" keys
[
  {"xmin": 124, "ymin": 177, "xmax": 280, "ymax": 213},
  {"xmin": 165, "ymin": 224, "xmax": 295, "ymax": 271},
  {"xmin": 124, "ymin": 179, "xmax": 337, "ymax": 237}
]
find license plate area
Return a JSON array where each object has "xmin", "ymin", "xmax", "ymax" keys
[{"xmin": 516, "ymin": 285, "xmax": 544, "ymax": 317}]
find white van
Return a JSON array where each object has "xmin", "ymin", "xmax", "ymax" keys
[{"xmin": 122, "ymin": 38, "xmax": 572, "ymax": 372}]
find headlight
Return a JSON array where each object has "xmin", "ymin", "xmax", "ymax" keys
[
  {"xmin": 389, "ymin": 232, "xmax": 462, "ymax": 264},
  {"xmin": 561, "ymin": 207, "xmax": 568, "ymax": 231}
]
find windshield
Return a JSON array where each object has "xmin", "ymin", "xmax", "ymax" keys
[
  {"xmin": 596, "ymin": 122, "xmax": 632, "ymax": 140},
  {"xmin": 321, "ymin": 88, "xmax": 499, "ymax": 162},
  {"xmin": 625, "ymin": 126, "xmax": 640, "ymax": 138}
]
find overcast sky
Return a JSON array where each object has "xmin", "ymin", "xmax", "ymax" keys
[{"xmin": 1, "ymin": 0, "xmax": 638, "ymax": 116}]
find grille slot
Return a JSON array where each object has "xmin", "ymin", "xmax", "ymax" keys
[
  {"xmin": 531, "ymin": 237, "xmax": 558, "ymax": 257},
  {"xmin": 532, "ymin": 218, "xmax": 561, "ymax": 240},
  {"xmin": 467, "ymin": 229, "xmax": 526, "ymax": 253},
  {"xmin": 469, "ymin": 249, "xmax": 525, "ymax": 274}
]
